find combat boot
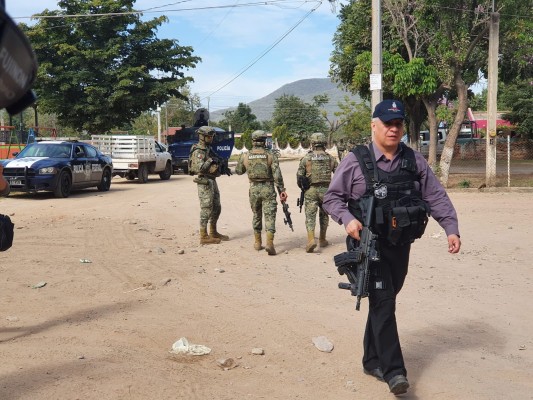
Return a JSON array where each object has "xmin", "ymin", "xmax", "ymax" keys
[
  {"xmin": 306, "ymin": 230, "xmax": 317, "ymax": 253},
  {"xmin": 319, "ymin": 228, "xmax": 329, "ymax": 248},
  {"xmin": 200, "ymin": 227, "xmax": 221, "ymax": 245},
  {"xmin": 209, "ymin": 223, "xmax": 229, "ymax": 241},
  {"xmin": 265, "ymin": 232, "xmax": 276, "ymax": 256},
  {"xmin": 254, "ymin": 231, "xmax": 264, "ymax": 251}
]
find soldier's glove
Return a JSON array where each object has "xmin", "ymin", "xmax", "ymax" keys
[{"xmin": 200, "ymin": 158, "xmax": 217, "ymax": 174}]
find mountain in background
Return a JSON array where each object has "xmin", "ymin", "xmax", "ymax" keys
[{"xmin": 210, "ymin": 78, "xmax": 363, "ymax": 123}]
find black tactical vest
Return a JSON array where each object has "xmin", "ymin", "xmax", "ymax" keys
[{"xmin": 348, "ymin": 143, "xmax": 430, "ymax": 246}]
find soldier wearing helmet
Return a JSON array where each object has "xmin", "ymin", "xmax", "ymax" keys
[
  {"xmin": 296, "ymin": 132, "xmax": 338, "ymax": 252},
  {"xmin": 188, "ymin": 125, "xmax": 230, "ymax": 245},
  {"xmin": 235, "ymin": 130, "xmax": 288, "ymax": 255}
]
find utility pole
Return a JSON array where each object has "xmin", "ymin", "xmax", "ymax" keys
[
  {"xmin": 156, "ymin": 105, "xmax": 162, "ymax": 143},
  {"xmin": 486, "ymin": 7, "xmax": 499, "ymax": 187},
  {"xmin": 370, "ymin": 0, "xmax": 383, "ymax": 117}
]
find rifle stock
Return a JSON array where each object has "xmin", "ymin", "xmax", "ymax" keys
[{"xmin": 334, "ymin": 196, "xmax": 379, "ymax": 310}]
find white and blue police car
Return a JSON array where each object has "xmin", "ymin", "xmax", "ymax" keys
[{"xmin": 1, "ymin": 140, "xmax": 113, "ymax": 198}]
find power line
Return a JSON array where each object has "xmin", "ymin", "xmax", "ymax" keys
[
  {"xmin": 200, "ymin": 1, "xmax": 322, "ymax": 103},
  {"xmin": 13, "ymin": 0, "xmax": 319, "ymax": 20}
]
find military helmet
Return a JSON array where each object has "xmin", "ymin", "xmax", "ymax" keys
[
  {"xmin": 251, "ymin": 130, "xmax": 268, "ymax": 141},
  {"xmin": 310, "ymin": 132, "xmax": 326, "ymax": 146},
  {"xmin": 197, "ymin": 126, "xmax": 215, "ymax": 137}
]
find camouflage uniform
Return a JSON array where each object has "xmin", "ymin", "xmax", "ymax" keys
[
  {"xmin": 188, "ymin": 126, "xmax": 229, "ymax": 244},
  {"xmin": 336, "ymin": 139, "xmax": 346, "ymax": 161},
  {"xmin": 297, "ymin": 133, "xmax": 338, "ymax": 252},
  {"xmin": 235, "ymin": 130, "xmax": 286, "ymax": 255}
]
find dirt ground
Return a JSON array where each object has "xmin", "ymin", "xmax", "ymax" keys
[{"xmin": 1, "ymin": 159, "xmax": 532, "ymax": 400}]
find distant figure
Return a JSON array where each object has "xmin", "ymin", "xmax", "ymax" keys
[
  {"xmin": 235, "ymin": 130, "xmax": 288, "ymax": 255},
  {"xmin": 188, "ymin": 126, "xmax": 230, "ymax": 245},
  {"xmin": 296, "ymin": 132, "xmax": 338, "ymax": 252}
]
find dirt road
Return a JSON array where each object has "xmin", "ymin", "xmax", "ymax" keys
[{"xmin": 1, "ymin": 160, "xmax": 532, "ymax": 399}]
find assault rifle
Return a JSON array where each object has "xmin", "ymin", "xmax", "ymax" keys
[
  {"xmin": 208, "ymin": 148, "xmax": 232, "ymax": 176},
  {"xmin": 277, "ymin": 187, "xmax": 293, "ymax": 231},
  {"xmin": 218, "ymin": 157, "xmax": 232, "ymax": 176},
  {"xmin": 297, "ymin": 190, "xmax": 304, "ymax": 213},
  {"xmin": 333, "ymin": 196, "xmax": 380, "ymax": 311},
  {"xmin": 296, "ymin": 176, "xmax": 310, "ymax": 213}
]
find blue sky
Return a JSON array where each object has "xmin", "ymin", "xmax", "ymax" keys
[{"xmin": 8, "ymin": 0, "xmax": 343, "ymax": 114}]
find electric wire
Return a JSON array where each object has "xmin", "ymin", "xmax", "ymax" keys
[
  {"xmin": 200, "ymin": 1, "xmax": 322, "ymax": 103},
  {"xmin": 13, "ymin": 0, "xmax": 319, "ymax": 20}
]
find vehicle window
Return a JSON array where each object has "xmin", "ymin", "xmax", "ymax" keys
[
  {"xmin": 214, "ymin": 132, "xmax": 233, "ymax": 143},
  {"xmin": 53, "ymin": 144, "xmax": 72, "ymax": 158},
  {"xmin": 155, "ymin": 143, "xmax": 162, "ymax": 152},
  {"xmin": 75, "ymin": 145, "xmax": 86, "ymax": 157},
  {"xmin": 175, "ymin": 130, "xmax": 196, "ymax": 141},
  {"xmin": 18, "ymin": 143, "xmax": 72, "ymax": 158},
  {"xmin": 84, "ymin": 145, "xmax": 97, "ymax": 157}
]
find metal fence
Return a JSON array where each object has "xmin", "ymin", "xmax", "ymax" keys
[
  {"xmin": 443, "ymin": 139, "xmax": 533, "ymax": 188},
  {"xmin": 0, "ymin": 130, "xmax": 29, "ymax": 144}
]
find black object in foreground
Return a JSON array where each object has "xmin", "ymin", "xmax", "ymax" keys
[{"xmin": 334, "ymin": 196, "xmax": 379, "ymax": 310}]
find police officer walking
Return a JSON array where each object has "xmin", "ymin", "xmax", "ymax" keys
[
  {"xmin": 323, "ymin": 99, "xmax": 461, "ymax": 396},
  {"xmin": 235, "ymin": 130, "xmax": 288, "ymax": 255},
  {"xmin": 296, "ymin": 133, "xmax": 338, "ymax": 253},
  {"xmin": 188, "ymin": 126, "xmax": 230, "ymax": 245}
]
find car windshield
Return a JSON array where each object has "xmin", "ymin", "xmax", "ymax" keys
[{"xmin": 18, "ymin": 143, "xmax": 72, "ymax": 158}]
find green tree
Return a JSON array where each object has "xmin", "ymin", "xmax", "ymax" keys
[
  {"xmin": 23, "ymin": 0, "xmax": 200, "ymax": 134},
  {"xmin": 333, "ymin": 97, "xmax": 372, "ymax": 144},
  {"xmin": 331, "ymin": 0, "xmax": 533, "ymax": 184},
  {"xmin": 271, "ymin": 95, "xmax": 327, "ymax": 144},
  {"xmin": 331, "ymin": 1, "xmax": 437, "ymax": 165},
  {"xmin": 272, "ymin": 124, "xmax": 299, "ymax": 149},
  {"xmin": 469, "ymin": 89, "xmax": 488, "ymax": 111},
  {"xmin": 129, "ymin": 111, "xmax": 157, "ymax": 136},
  {"xmin": 501, "ymin": 80, "xmax": 533, "ymax": 138},
  {"xmin": 162, "ymin": 88, "xmax": 202, "ymax": 128},
  {"xmin": 218, "ymin": 103, "xmax": 261, "ymax": 133}
]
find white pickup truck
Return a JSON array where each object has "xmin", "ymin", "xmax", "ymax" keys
[{"xmin": 91, "ymin": 135, "xmax": 172, "ymax": 183}]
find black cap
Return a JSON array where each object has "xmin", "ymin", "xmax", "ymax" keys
[{"xmin": 372, "ymin": 99, "xmax": 405, "ymax": 122}]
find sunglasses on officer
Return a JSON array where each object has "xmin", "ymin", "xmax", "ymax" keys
[{"xmin": 382, "ymin": 119, "xmax": 404, "ymax": 129}]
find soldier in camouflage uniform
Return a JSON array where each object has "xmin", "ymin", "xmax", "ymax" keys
[
  {"xmin": 235, "ymin": 130, "xmax": 288, "ymax": 255},
  {"xmin": 297, "ymin": 132, "xmax": 338, "ymax": 253},
  {"xmin": 188, "ymin": 126, "xmax": 230, "ymax": 245}
]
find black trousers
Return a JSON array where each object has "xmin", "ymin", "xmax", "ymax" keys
[{"xmin": 362, "ymin": 241, "xmax": 411, "ymax": 383}]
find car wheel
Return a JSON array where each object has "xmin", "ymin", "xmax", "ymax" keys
[
  {"xmin": 125, "ymin": 172, "xmax": 135, "ymax": 180},
  {"xmin": 138, "ymin": 163, "xmax": 148, "ymax": 183},
  {"xmin": 159, "ymin": 162, "xmax": 172, "ymax": 180},
  {"xmin": 182, "ymin": 165, "xmax": 188, "ymax": 175},
  {"xmin": 54, "ymin": 170, "xmax": 72, "ymax": 198},
  {"xmin": 97, "ymin": 168, "xmax": 112, "ymax": 191}
]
